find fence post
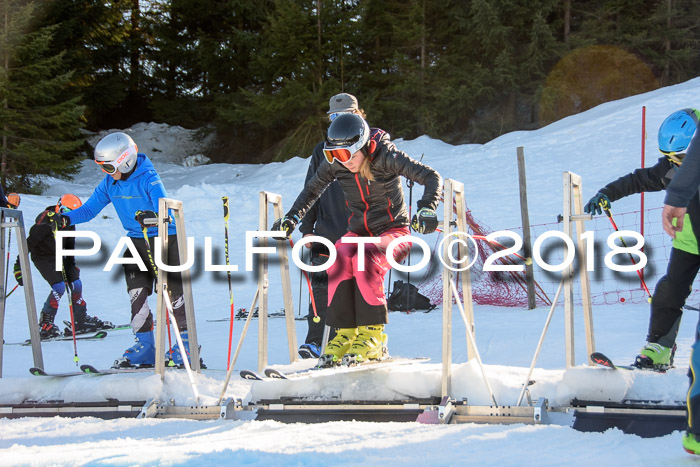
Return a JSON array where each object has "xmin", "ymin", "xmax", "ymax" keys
[{"xmin": 517, "ymin": 147, "xmax": 537, "ymax": 310}]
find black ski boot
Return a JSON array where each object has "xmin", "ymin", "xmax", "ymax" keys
[{"xmin": 39, "ymin": 312, "xmax": 60, "ymax": 340}]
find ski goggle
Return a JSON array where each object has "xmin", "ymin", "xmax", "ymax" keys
[
  {"xmin": 95, "ymin": 160, "xmax": 118, "ymax": 174},
  {"xmin": 323, "ymin": 147, "xmax": 355, "ymax": 164}
]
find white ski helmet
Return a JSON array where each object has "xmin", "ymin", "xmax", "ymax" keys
[{"xmin": 94, "ymin": 132, "xmax": 138, "ymax": 174}]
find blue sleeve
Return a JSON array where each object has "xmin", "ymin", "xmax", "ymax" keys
[
  {"xmin": 665, "ymin": 131, "xmax": 700, "ymax": 207},
  {"xmin": 146, "ymin": 173, "xmax": 168, "ymax": 211},
  {"xmin": 66, "ymin": 178, "xmax": 111, "ymax": 225}
]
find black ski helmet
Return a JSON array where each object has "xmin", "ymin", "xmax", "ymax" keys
[{"xmin": 325, "ymin": 113, "xmax": 370, "ymax": 152}]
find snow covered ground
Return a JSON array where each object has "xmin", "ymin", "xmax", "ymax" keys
[{"xmin": 2, "ymin": 79, "xmax": 700, "ymax": 464}]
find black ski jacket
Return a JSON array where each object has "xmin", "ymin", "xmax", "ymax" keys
[
  {"xmin": 286, "ymin": 130, "xmax": 442, "ymax": 237},
  {"xmin": 26, "ymin": 206, "xmax": 77, "ymax": 263},
  {"xmin": 599, "ymin": 156, "xmax": 700, "ymax": 247}
]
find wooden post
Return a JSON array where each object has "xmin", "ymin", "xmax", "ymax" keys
[
  {"xmin": 256, "ymin": 191, "xmax": 299, "ymax": 372},
  {"xmin": 517, "ymin": 147, "xmax": 537, "ymax": 310},
  {"xmin": 562, "ymin": 172, "xmax": 596, "ymax": 367}
]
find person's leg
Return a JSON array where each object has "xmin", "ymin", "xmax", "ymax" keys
[
  {"xmin": 346, "ymin": 226, "xmax": 411, "ymax": 363},
  {"xmin": 326, "ymin": 235, "xmax": 358, "ymax": 328},
  {"xmin": 118, "ymin": 237, "xmax": 156, "ymax": 366},
  {"xmin": 33, "ymin": 257, "xmax": 65, "ymax": 339},
  {"xmin": 639, "ymin": 248, "xmax": 700, "ymax": 368},
  {"xmin": 683, "ymin": 314, "xmax": 700, "ymax": 454},
  {"xmin": 320, "ymin": 235, "xmax": 360, "ymax": 365},
  {"xmin": 38, "ymin": 282, "xmax": 65, "ymax": 339},
  {"xmin": 300, "ymin": 246, "xmax": 334, "ymax": 358}
]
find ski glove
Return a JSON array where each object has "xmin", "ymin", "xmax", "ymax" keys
[
  {"xmin": 46, "ymin": 211, "xmax": 70, "ymax": 229},
  {"xmin": 411, "ymin": 208, "xmax": 439, "ymax": 234},
  {"xmin": 271, "ymin": 215, "xmax": 299, "ymax": 239},
  {"xmin": 135, "ymin": 210, "xmax": 158, "ymax": 229},
  {"xmin": 584, "ymin": 192, "xmax": 611, "ymax": 216},
  {"xmin": 13, "ymin": 258, "xmax": 22, "ymax": 286}
]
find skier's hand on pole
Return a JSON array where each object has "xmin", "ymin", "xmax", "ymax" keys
[
  {"xmin": 135, "ymin": 210, "xmax": 158, "ymax": 228},
  {"xmin": 271, "ymin": 215, "xmax": 299, "ymax": 239},
  {"xmin": 13, "ymin": 259, "xmax": 22, "ymax": 286},
  {"xmin": 411, "ymin": 208, "xmax": 438, "ymax": 234},
  {"xmin": 584, "ymin": 192, "xmax": 610, "ymax": 216},
  {"xmin": 662, "ymin": 204, "xmax": 686, "ymax": 239},
  {"xmin": 46, "ymin": 210, "xmax": 70, "ymax": 229}
]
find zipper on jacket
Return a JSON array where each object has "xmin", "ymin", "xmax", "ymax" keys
[
  {"xmin": 386, "ymin": 197, "xmax": 394, "ymax": 221},
  {"xmin": 354, "ymin": 174, "xmax": 373, "ymax": 235}
]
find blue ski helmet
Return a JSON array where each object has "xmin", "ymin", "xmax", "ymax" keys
[{"xmin": 658, "ymin": 108, "xmax": 700, "ymax": 160}]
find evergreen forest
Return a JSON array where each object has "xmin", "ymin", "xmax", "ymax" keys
[{"xmin": 1, "ymin": 0, "xmax": 699, "ymax": 191}]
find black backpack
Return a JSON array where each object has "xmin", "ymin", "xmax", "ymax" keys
[{"xmin": 387, "ymin": 280, "xmax": 436, "ymax": 312}]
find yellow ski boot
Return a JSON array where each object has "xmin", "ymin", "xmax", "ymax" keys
[
  {"xmin": 317, "ymin": 328, "xmax": 358, "ymax": 368},
  {"xmin": 342, "ymin": 325, "xmax": 387, "ymax": 366}
]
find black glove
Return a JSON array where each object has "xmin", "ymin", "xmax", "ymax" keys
[
  {"xmin": 46, "ymin": 210, "xmax": 70, "ymax": 229},
  {"xmin": 13, "ymin": 258, "xmax": 22, "ymax": 286},
  {"xmin": 271, "ymin": 215, "xmax": 299, "ymax": 238},
  {"xmin": 135, "ymin": 210, "xmax": 158, "ymax": 229},
  {"xmin": 584, "ymin": 192, "xmax": 611, "ymax": 216},
  {"xmin": 411, "ymin": 208, "xmax": 438, "ymax": 234}
]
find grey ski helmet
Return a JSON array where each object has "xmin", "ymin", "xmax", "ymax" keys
[{"xmin": 94, "ymin": 132, "xmax": 138, "ymax": 174}]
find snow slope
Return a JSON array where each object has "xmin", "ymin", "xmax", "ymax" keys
[{"xmin": 2, "ymin": 79, "xmax": 700, "ymax": 464}]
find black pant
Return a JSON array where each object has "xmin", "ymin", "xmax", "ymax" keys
[
  {"xmin": 32, "ymin": 256, "xmax": 79, "ymax": 285},
  {"xmin": 122, "ymin": 234, "xmax": 186, "ymax": 330},
  {"xmin": 647, "ymin": 247, "xmax": 700, "ymax": 347},
  {"xmin": 304, "ymin": 246, "xmax": 336, "ymax": 345}
]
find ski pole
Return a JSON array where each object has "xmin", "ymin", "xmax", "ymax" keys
[
  {"xmin": 222, "ymin": 197, "xmax": 236, "ymax": 370},
  {"xmin": 298, "ymin": 249, "xmax": 303, "ymax": 317},
  {"xmin": 288, "ymin": 238, "xmax": 319, "ymax": 323},
  {"xmin": 47, "ymin": 211, "xmax": 79, "ymax": 367},
  {"xmin": 138, "ymin": 217, "xmax": 175, "ymax": 362},
  {"xmin": 601, "ymin": 203, "xmax": 652, "ymax": 300},
  {"xmin": 162, "ymin": 287, "xmax": 200, "ymax": 404},
  {"xmin": 5, "ymin": 283, "xmax": 18, "ymax": 298}
]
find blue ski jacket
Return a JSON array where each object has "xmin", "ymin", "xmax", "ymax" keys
[{"xmin": 65, "ymin": 153, "xmax": 176, "ymax": 238}]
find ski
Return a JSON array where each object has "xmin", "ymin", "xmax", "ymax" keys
[
  {"xmin": 590, "ymin": 352, "xmax": 638, "ymax": 371},
  {"xmin": 240, "ymin": 369, "xmax": 264, "ymax": 381},
  {"xmin": 63, "ymin": 321, "xmax": 130, "ymax": 332},
  {"xmin": 8, "ymin": 330, "xmax": 108, "ymax": 346},
  {"xmin": 29, "ymin": 367, "xmax": 82, "ymax": 377},
  {"xmin": 264, "ymin": 357, "xmax": 430, "ymax": 380},
  {"xmin": 81, "ymin": 364, "xmax": 153, "ymax": 375},
  {"xmin": 29, "ymin": 367, "xmax": 85, "ymax": 377}
]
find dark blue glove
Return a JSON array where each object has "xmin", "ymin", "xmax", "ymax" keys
[
  {"xmin": 411, "ymin": 208, "xmax": 438, "ymax": 234},
  {"xmin": 584, "ymin": 192, "xmax": 611, "ymax": 216}
]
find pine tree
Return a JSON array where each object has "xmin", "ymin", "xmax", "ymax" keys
[
  {"xmin": 38, "ymin": 0, "xmax": 131, "ymax": 130},
  {"xmin": 216, "ymin": 0, "xmax": 361, "ymax": 163},
  {"xmin": 0, "ymin": 0, "xmax": 85, "ymax": 192}
]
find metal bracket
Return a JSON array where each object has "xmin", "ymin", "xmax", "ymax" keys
[
  {"xmin": 533, "ymin": 397, "xmax": 549, "ymax": 424},
  {"xmin": 438, "ymin": 396, "xmax": 455, "ymax": 424},
  {"xmin": 138, "ymin": 399, "xmax": 158, "ymax": 419},
  {"xmin": 219, "ymin": 398, "xmax": 243, "ymax": 419}
]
